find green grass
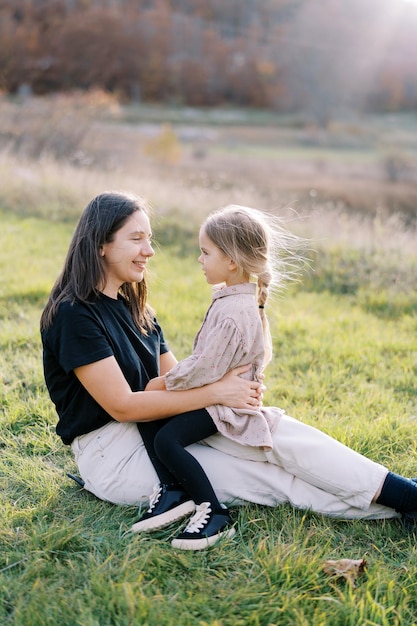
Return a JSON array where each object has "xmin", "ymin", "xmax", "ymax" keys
[
  {"xmin": 2, "ymin": 210, "xmax": 417, "ymax": 625},
  {"xmin": 212, "ymin": 144, "xmax": 379, "ymax": 164}
]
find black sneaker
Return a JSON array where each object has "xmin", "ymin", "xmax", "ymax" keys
[
  {"xmin": 130, "ymin": 484, "xmax": 195, "ymax": 533},
  {"xmin": 171, "ymin": 502, "xmax": 236, "ymax": 550}
]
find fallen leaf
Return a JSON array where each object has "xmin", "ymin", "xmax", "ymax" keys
[{"xmin": 322, "ymin": 558, "xmax": 367, "ymax": 587}]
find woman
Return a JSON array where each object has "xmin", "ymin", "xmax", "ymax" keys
[{"xmin": 40, "ymin": 191, "xmax": 417, "ymax": 543}]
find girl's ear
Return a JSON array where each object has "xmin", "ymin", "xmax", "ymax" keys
[
  {"xmin": 100, "ymin": 246, "xmax": 105, "ymax": 257},
  {"xmin": 229, "ymin": 258, "xmax": 238, "ymax": 270}
]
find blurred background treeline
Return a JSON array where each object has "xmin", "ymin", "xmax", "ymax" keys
[{"xmin": 1, "ymin": 0, "xmax": 417, "ymax": 122}]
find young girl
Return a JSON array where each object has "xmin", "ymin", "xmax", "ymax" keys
[{"xmin": 132, "ymin": 205, "xmax": 307, "ymax": 549}]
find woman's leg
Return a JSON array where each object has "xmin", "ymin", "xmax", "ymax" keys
[
  {"xmin": 71, "ymin": 421, "xmax": 159, "ymax": 505},
  {"xmin": 375, "ymin": 473, "xmax": 417, "ymax": 525},
  {"xmin": 202, "ymin": 416, "xmax": 397, "ymax": 517},
  {"xmin": 257, "ymin": 414, "xmax": 417, "ymax": 520},
  {"xmin": 71, "ymin": 421, "xmax": 397, "ymax": 519},
  {"xmin": 265, "ymin": 415, "xmax": 388, "ymax": 511}
]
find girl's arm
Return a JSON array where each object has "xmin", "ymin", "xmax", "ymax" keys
[
  {"xmin": 144, "ymin": 351, "xmax": 177, "ymax": 390},
  {"xmin": 74, "ymin": 355, "xmax": 260, "ymax": 423},
  {"xmin": 145, "ymin": 376, "xmax": 167, "ymax": 391}
]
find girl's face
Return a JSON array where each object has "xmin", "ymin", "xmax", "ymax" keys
[
  {"xmin": 198, "ymin": 228, "xmax": 239, "ymax": 286},
  {"xmin": 100, "ymin": 211, "xmax": 154, "ymax": 298}
]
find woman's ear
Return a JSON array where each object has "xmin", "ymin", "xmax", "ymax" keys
[{"xmin": 100, "ymin": 246, "xmax": 105, "ymax": 257}]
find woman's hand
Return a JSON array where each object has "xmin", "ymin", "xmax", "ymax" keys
[{"xmin": 212, "ymin": 364, "xmax": 264, "ymax": 409}]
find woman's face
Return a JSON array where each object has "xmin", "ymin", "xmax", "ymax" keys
[{"xmin": 100, "ymin": 211, "xmax": 154, "ymax": 297}]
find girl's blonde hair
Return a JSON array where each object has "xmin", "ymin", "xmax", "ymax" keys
[{"xmin": 202, "ymin": 204, "xmax": 304, "ymax": 366}]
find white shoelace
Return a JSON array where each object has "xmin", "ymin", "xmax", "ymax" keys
[
  {"xmin": 147, "ymin": 484, "xmax": 162, "ymax": 512},
  {"xmin": 183, "ymin": 502, "xmax": 212, "ymax": 533}
]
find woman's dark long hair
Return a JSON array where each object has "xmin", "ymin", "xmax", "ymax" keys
[{"xmin": 40, "ymin": 191, "xmax": 154, "ymax": 333}]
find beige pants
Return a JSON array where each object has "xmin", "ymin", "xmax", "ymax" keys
[{"xmin": 71, "ymin": 414, "xmax": 396, "ymax": 520}]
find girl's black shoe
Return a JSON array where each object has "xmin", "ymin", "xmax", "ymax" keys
[
  {"xmin": 171, "ymin": 502, "xmax": 236, "ymax": 550},
  {"xmin": 131, "ymin": 484, "xmax": 195, "ymax": 533}
]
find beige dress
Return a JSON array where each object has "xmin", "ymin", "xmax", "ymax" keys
[{"xmin": 165, "ymin": 283, "xmax": 284, "ymax": 449}]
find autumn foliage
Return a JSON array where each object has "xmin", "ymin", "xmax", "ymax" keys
[{"xmin": 0, "ymin": 0, "xmax": 416, "ymax": 119}]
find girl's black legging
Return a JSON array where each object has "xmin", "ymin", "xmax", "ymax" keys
[{"xmin": 137, "ymin": 409, "xmax": 221, "ymax": 508}]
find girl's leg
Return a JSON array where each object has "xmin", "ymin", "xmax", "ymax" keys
[
  {"xmin": 132, "ymin": 409, "xmax": 224, "ymax": 538},
  {"xmin": 137, "ymin": 420, "xmax": 179, "ymax": 486},
  {"xmin": 154, "ymin": 409, "xmax": 237, "ymax": 550},
  {"xmin": 131, "ymin": 418, "xmax": 197, "ymax": 533},
  {"xmin": 154, "ymin": 408, "xmax": 220, "ymax": 507}
]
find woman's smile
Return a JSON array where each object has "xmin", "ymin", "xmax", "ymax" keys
[{"xmin": 100, "ymin": 211, "xmax": 154, "ymax": 297}]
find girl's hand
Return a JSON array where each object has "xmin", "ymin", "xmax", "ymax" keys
[
  {"xmin": 145, "ymin": 376, "xmax": 167, "ymax": 391},
  {"xmin": 213, "ymin": 364, "xmax": 263, "ymax": 409}
]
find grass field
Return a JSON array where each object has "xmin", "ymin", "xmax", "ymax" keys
[
  {"xmin": 1, "ymin": 202, "xmax": 417, "ymax": 625},
  {"xmin": 1, "ymin": 98, "xmax": 417, "ymax": 624}
]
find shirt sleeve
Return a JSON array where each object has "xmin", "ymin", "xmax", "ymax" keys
[
  {"xmin": 154, "ymin": 319, "xmax": 170, "ymax": 356},
  {"xmin": 46, "ymin": 302, "xmax": 114, "ymax": 374},
  {"xmin": 165, "ymin": 317, "xmax": 249, "ymax": 390}
]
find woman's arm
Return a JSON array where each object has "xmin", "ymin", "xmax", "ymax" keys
[
  {"xmin": 159, "ymin": 351, "xmax": 177, "ymax": 375},
  {"xmin": 74, "ymin": 355, "xmax": 260, "ymax": 423}
]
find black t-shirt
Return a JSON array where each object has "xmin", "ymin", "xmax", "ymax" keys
[{"xmin": 41, "ymin": 293, "xmax": 169, "ymax": 444}]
